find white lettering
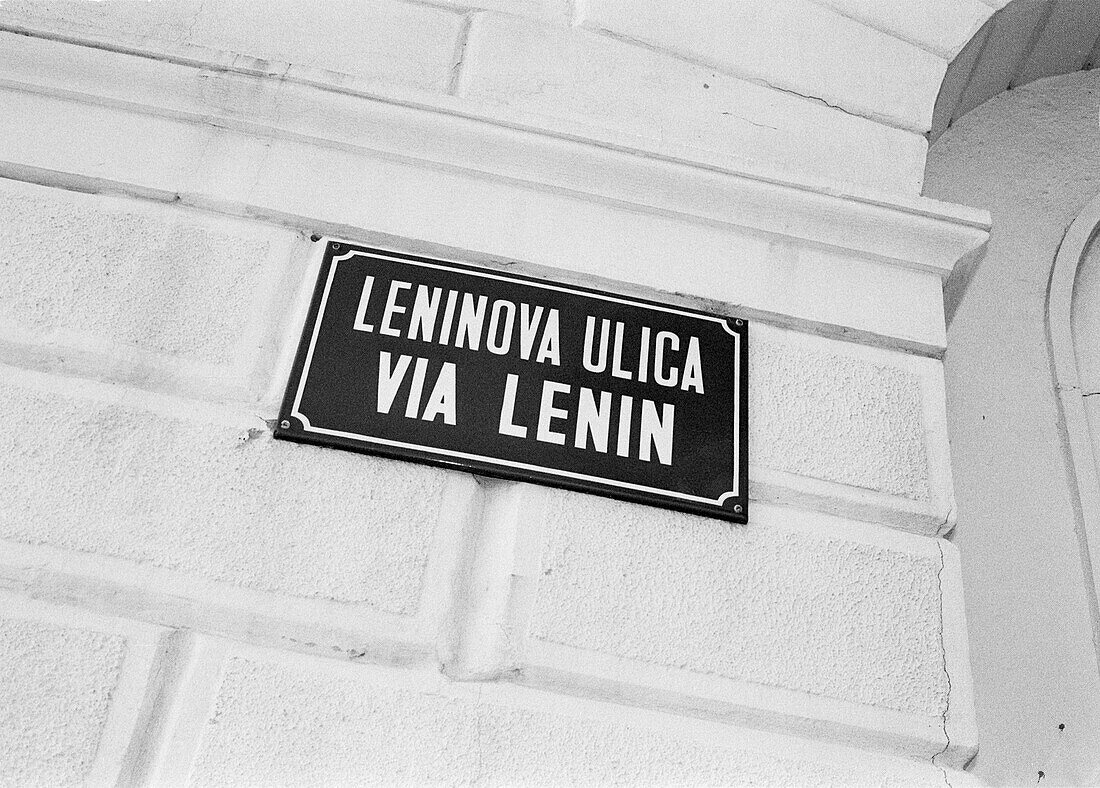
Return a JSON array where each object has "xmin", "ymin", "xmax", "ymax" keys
[
  {"xmin": 380, "ymin": 280, "xmax": 412, "ymax": 337},
  {"xmin": 421, "ymin": 362, "xmax": 457, "ymax": 424},
  {"xmin": 456, "ymin": 294, "xmax": 487, "ymax": 350},
  {"xmin": 637, "ymin": 326, "xmax": 651, "ymax": 383},
  {"xmin": 682, "ymin": 336, "xmax": 704, "ymax": 394},
  {"xmin": 408, "ymin": 285, "xmax": 443, "ymax": 342},
  {"xmin": 611, "ymin": 321, "xmax": 632, "ymax": 380},
  {"xmin": 574, "ymin": 388, "xmax": 611, "ymax": 453},
  {"xmin": 639, "ymin": 400, "xmax": 674, "ymax": 465},
  {"xmin": 616, "ymin": 395, "xmax": 633, "ymax": 457},
  {"xmin": 654, "ymin": 331, "xmax": 680, "ymax": 387},
  {"xmin": 536, "ymin": 309, "xmax": 561, "ymax": 366},
  {"xmin": 376, "ymin": 351, "xmax": 411, "ymax": 414},
  {"xmin": 353, "ymin": 275, "xmax": 375, "ymax": 332},
  {"xmin": 537, "ymin": 381, "xmax": 571, "ymax": 445},
  {"xmin": 486, "ymin": 299, "xmax": 516, "ymax": 355},
  {"xmin": 498, "ymin": 374, "xmax": 528, "ymax": 438},
  {"xmin": 583, "ymin": 316, "xmax": 610, "ymax": 373},
  {"xmin": 518, "ymin": 304, "xmax": 544, "ymax": 360},
  {"xmin": 404, "ymin": 357, "xmax": 429, "ymax": 418},
  {"xmin": 437, "ymin": 290, "xmax": 460, "ymax": 345}
]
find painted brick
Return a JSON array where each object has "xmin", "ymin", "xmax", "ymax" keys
[
  {"xmin": 0, "ymin": 369, "xmax": 448, "ymax": 614},
  {"xmin": 0, "ymin": 178, "xmax": 300, "ymax": 400},
  {"xmin": 461, "ymin": 12, "xmax": 927, "ymax": 194},
  {"xmin": 0, "ymin": 617, "xmax": 125, "ymax": 787},
  {"xmin": 530, "ymin": 492, "xmax": 948, "ymax": 717},
  {"xmin": 433, "ymin": 0, "xmax": 571, "ymax": 25},
  {"xmin": 0, "ymin": 47, "xmax": 958, "ymax": 350},
  {"xmin": 811, "ymin": 0, "xmax": 992, "ymax": 60},
  {"xmin": 751, "ymin": 324, "xmax": 932, "ymax": 502},
  {"xmin": 188, "ymin": 653, "xmax": 888, "ymax": 786},
  {"xmin": 0, "ymin": 0, "xmax": 464, "ymax": 93},
  {"xmin": 581, "ymin": 0, "xmax": 945, "ymax": 132}
]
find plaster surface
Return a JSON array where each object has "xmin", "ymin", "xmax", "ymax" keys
[
  {"xmin": 0, "ymin": 373, "xmax": 447, "ymax": 613},
  {"xmin": 1071, "ymin": 239, "xmax": 1100, "ymax": 394},
  {"xmin": 0, "ymin": 617, "xmax": 125, "ymax": 787},
  {"xmin": 0, "ymin": 0, "xmax": 958, "ymax": 197},
  {"xmin": 461, "ymin": 12, "xmax": 926, "ymax": 195},
  {"xmin": 925, "ymin": 69, "xmax": 1100, "ymax": 786},
  {"xmin": 0, "ymin": 0, "xmax": 465, "ymax": 94},
  {"xmin": 530, "ymin": 491, "xmax": 947, "ymax": 716},
  {"xmin": 580, "ymin": 0, "xmax": 944, "ymax": 132},
  {"xmin": 0, "ymin": 2, "xmax": 990, "ymax": 782},
  {"xmin": 0, "ymin": 178, "xmax": 300, "ymax": 398},
  {"xmin": 189, "ymin": 653, "xmax": 885, "ymax": 786},
  {"xmin": 750, "ymin": 325, "xmax": 931, "ymax": 501},
  {"xmin": 0, "ymin": 31, "xmax": 969, "ymax": 350}
]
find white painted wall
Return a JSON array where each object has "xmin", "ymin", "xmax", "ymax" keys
[
  {"xmin": 0, "ymin": 3, "xmax": 992, "ymax": 784},
  {"xmin": 0, "ymin": 0, "xmax": 986, "ymax": 197},
  {"xmin": 925, "ymin": 69, "xmax": 1100, "ymax": 786}
]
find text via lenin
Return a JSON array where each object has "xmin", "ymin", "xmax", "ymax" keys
[{"xmin": 353, "ymin": 275, "xmax": 707, "ymax": 466}]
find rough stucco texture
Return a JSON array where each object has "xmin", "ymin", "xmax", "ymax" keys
[
  {"xmin": 924, "ymin": 69, "xmax": 1100, "ymax": 786},
  {"xmin": 531, "ymin": 492, "xmax": 947, "ymax": 716},
  {"xmin": 189, "ymin": 656, "xmax": 862, "ymax": 786},
  {"xmin": 0, "ymin": 378, "xmax": 447, "ymax": 612},
  {"xmin": 0, "ymin": 617, "xmax": 125, "ymax": 787},
  {"xmin": 0, "ymin": 179, "xmax": 296, "ymax": 381},
  {"xmin": 750, "ymin": 327, "xmax": 931, "ymax": 501},
  {"xmin": 0, "ymin": 0, "xmax": 465, "ymax": 93}
]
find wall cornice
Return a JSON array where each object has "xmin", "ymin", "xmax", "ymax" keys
[{"xmin": 0, "ymin": 27, "xmax": 989, "ymax": 355}]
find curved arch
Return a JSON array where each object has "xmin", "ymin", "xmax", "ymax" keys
[
  {"xmin": 1046, "ymin": 194, "xmax": 1100, "ymax": 653},
  {"xmin": 934, "ymin": 1, "xmax": 1100, "ymax": 141}
]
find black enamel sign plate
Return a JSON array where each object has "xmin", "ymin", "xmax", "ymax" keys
[{"xmin": 276, "ymin": 243, "xmax": 748, "ymax": 522}]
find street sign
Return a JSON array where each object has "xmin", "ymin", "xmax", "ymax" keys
[{"xmin": 276, "ymin": 243, "xmax": 748, "ymax": 522}]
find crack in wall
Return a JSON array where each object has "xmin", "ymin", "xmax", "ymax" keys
[
  {"xmin": 933, "ymin": 541, "xmax": 953, "ymax": 788},
  {"xmin": 474, "ymin": 684, "xmax": 485, "ymax": 782},
  {"xmin": 183, "ymin": 1, "xmax": 205, "ymax": 44},
  {"xmin": 719, "ymin": 111, "xmax": 778, "ymax": 130},
  {"xmin": 447, "ymin": 12, "xmax": 475, "ymax": 97},
  {"xmin": 587, "ymin": 24, "xmax": 881, "ymax": 124},
  {"xmin": 753, "ymin": 77, "xmax": 862, "ymax": 120}
]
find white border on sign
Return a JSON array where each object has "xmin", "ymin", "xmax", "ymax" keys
[{"xmin": 290, "ymin": 249, "xmax": 741, "ymax": 507}]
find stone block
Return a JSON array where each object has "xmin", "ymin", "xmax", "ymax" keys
[
  {"xmin": 185, "ymin": 646, "xmax": 964, "ymax": 785},
  {"xmin": 527, "ymin": 493, "xmax": 949, "ymax": 719},
  {"xmin": 812, "ymin": 0, "xmax": 992, "ymax": 59},
  {"xmin": 435, "ymin": 0, "xmax": 571, "ymax": 25},
  {"xmin": 581, "ymin": 0, "xmax": 944, "ymax": 132},
  {"xmin": 461, "ymin": 12, "xmax": 927, "ymax": 194},
  {"xmin": 0, "ymin": 617, "xmax": 125, "ymax": 787},
  {"xmin": 0, "ymin": 595, "xmax": 166, "ymax": 788},
  {"xmin": 0, "ymin": 366, "xmax": 450, "ymax": 615},
  {"xmin": 750, "ymin": 323, "xmax": 934, "ymax": 502},
  {"xmin": 0, "ymin": 178, "xmax": 301, "ymax": 400},
  {"xmin": 0, "ymin": 0, "xmax": 465, "ymax": 93},
  {"xmin": 0, "ymin": 37, "xmax": 965, "ymax": 353}
]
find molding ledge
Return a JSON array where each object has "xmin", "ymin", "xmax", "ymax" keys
[
  {"xmin": 0, "ymin": 27, "xmax": 990, "ymax": 353},
  {"xmin": 1046, "ymin": 194, "xmax": 1100, "ymax": 660}
]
